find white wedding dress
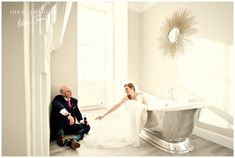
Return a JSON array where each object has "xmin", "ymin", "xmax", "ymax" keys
[{"xmin": 82, "ymin": 94, "xmax": 148, "ymax": 148}]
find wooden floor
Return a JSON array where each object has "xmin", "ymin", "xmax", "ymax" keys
[{"xmin": 50, "ymin": 108, "xmax": 233, "ymax": 156}]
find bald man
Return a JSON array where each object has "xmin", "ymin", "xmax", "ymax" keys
[{"xmin": 50, "ymin": 85, "xmax": 90, "ymax": 150}]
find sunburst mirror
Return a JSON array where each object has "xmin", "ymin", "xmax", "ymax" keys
[{"xmin": 158, "ymin": 9, "xmax": 197, "ymax": 58}]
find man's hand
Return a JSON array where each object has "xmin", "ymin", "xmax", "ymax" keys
[
  {"xmin": 67, "ymin": 115, "xmax": 75, "ymax": 125},
  {"xmin": 79, "ymin": 120, "xmax": 89, "ymax": 126},
  {"xmin": 79, "ymin": 120, "xmax": 85, "ymax": 124}
]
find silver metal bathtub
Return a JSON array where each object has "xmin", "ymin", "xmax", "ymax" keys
[{"xmin": 140, "ymin": 100, "xmax": 204, "ymax": 153}]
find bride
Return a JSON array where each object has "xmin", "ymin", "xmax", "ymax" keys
[{"xmin": 82, "ymin": 83, "xmax": 149, "ymax": 148}]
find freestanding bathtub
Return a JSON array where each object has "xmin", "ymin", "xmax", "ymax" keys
[{"xmin": 140, "ymin": 94, "xmax": 205, "ymax": 153}]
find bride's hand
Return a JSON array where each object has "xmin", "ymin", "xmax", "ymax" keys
[{"xmin": 95, "ymin": 116, "xmax": 104, "ymax": 120}]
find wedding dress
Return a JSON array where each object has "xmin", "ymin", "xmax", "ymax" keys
[{"xmin": 82, "ymin": 94, "xmax": 148, "ymax": 148}]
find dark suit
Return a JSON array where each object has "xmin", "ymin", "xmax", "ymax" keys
[{"xmin": 50, "ymin": 95, "xmax": 90, "ymax": 141}]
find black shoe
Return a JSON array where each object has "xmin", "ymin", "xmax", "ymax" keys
[
  {"xmin": 57, "ymin": 135, "xmax": 65, "ymax": 146},
  {"xmin": 65, "ymin": 138, "xmax": 80, "ymax": 150}
]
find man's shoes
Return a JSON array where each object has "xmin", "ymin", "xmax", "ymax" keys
[
  {"xmin": 57, "ymin": 135, "xmax": 81, "ymax": 150},
  {"xmin": 70, "ymin": 139, "xmax": 81, "ymax": 150},
  {"xmin": 57, "ymin": 135, "xmax": 65, "ymax": 146},
  {"xmin": 65, "ymin": 138, "xmax": 80, "ymax": 150}
]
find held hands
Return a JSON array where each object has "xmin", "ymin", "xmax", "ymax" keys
[{"xmin": 95, "ymin": 116, "xmax": 104, "ymax": 120}]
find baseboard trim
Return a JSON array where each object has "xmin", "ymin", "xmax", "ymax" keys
[{"xmin": 193, "ymin": 126, "xmax": 233, "ymax": 149}]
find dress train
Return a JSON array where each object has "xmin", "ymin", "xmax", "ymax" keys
[{"xmin": 82, "ymin": 99, "xmax": 147, "ymax": 149}]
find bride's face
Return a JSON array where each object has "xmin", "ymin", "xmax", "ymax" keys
[{"xmin": 124, "ymin": 86, "xmax": 134, "ymax": 95}]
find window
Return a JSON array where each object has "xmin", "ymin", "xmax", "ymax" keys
[
  {"xmin": 77, "ymin": 3, "xmax": 113, "ymax": 108},
  {"xmin": 78, "ymin": 7, "xmax": 105, "ymax": 81}
]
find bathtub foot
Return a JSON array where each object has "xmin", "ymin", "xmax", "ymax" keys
[{"xmin": 140, "ymin": 129, "xmax": 194, "ymax": 153}]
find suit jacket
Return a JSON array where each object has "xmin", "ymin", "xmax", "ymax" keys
[{"xmin": 50, "ymin": 95, "xmax": 83, "ymax": 140}]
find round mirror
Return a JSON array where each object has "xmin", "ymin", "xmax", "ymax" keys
[
  {"xmin": 158, "ymin": 9, "xmax": 197, "ymax": 58},
  {"xmin": 168, "ymin": 27, "xmax": 181, "ymax": 43}
]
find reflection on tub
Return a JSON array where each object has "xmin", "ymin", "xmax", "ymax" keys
[{"xmin": 140, "ymin": 94, "xmax": 205, "ymax": 153}]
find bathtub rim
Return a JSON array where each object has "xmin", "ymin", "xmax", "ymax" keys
[{"xmin": 147, "ymin": 102, "xmax": 207, "ymax": 112}]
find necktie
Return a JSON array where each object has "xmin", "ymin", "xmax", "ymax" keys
[{"xmin": 67, "ymin": 100, "xmax": 72, "ymax": 109}]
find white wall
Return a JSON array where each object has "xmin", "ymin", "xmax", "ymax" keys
[
  {"xmin": 3, "ymin": 2, "xmax": 73, "ymax": 155},
  {"xmin": 113, "ymin": 2, "xmax": 128, "ymax": 101},
  {"xmin": 139, "ymin": 1, "xmax": 233, "ymax": 143},
  {"xmin": 140, "ymin": 2, "xmax": 233, "ymax": 91},
  {"xmin": 2, "ymin": 2, "xmax": 29, "ymax": 156},
  {"xmin": 51, "ymin": 3, "xmax": 77, "ymax": 99},
  {"xmin": 128, "ymin": 10, "xmax": 141, "ymax": 89}
]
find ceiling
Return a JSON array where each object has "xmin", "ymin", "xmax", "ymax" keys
[{"xmin": 128, "ymin": 2, "xmax": 157, "ymax": 13}]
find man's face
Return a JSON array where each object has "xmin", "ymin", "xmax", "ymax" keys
[{"xmin": 62, "ymin": 87, "xmax": 72, "ymax": 99}]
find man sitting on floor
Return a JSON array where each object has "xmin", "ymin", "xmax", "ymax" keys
[{"xmin": 50, "ymin": 85, "xmax": 90, "ymax": 150}]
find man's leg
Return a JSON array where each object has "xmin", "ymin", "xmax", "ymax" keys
[
  {"xmin": 74, "ymin": 124, "xmax": 90, "ymax": 141},
  {"xmin": 64, "ymin": 124, "xmax": 90, "ymax": 141},
  {"xmin": 63, "ymin": 124, "xmax": 90, "ymax": 150},
  {"xmin": 57, "ymin": 127, "xmax": 81, "ymax": 150},
  {"xmin": 56, "ymin": 129, "xmax": 65, "ymax": 146}
]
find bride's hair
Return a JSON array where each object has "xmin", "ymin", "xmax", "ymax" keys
[{"xmin": 124, "ymin": 83, "xmax": 136, "ymax": 92}]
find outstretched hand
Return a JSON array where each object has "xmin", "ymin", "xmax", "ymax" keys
[{"xmin": 95, "ymin": 116, "xmax": 104, "ymax": 120}]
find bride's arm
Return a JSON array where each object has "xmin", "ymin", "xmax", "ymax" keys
[{"xmin": 95, "ymin": 96, "xmax": 128, "ymax": 120}]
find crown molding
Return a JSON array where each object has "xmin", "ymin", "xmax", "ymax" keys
[{"xmin": 128, "ymin": 2, "xmax": 157, "ymax": 13}]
